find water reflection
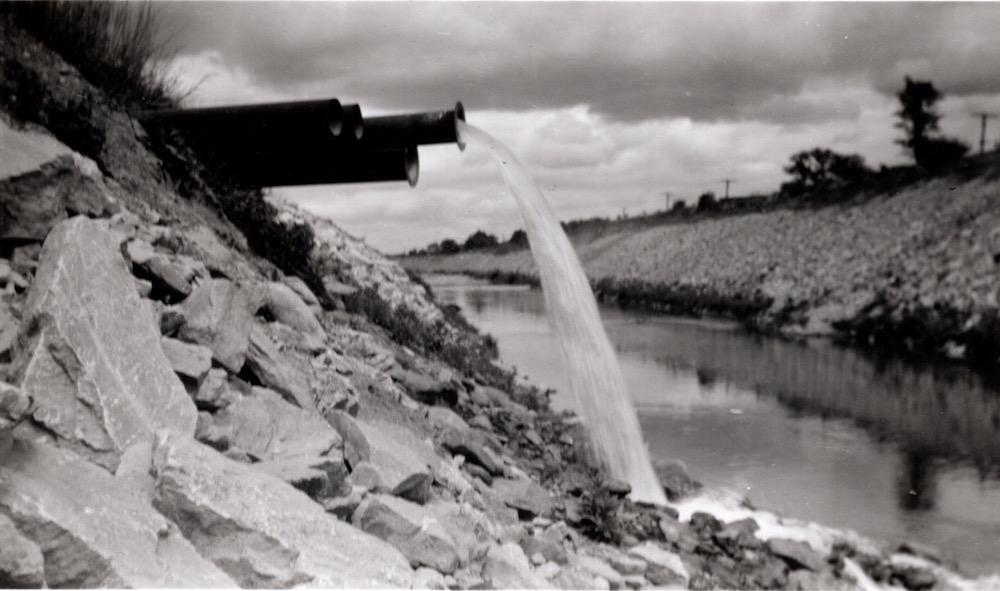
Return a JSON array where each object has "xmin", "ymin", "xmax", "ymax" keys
[
  {"xmin": 600, "ymin": 311, "xmax": 1000, "ymax": 479},
  {"xmin": 425, "ymin": 274, "xmax": 1000, "ymax": 576}
]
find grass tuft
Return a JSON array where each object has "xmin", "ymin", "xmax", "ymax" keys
[{"xmin": 3, "ymin": 1, "xmax": 178, "ymax": 109}]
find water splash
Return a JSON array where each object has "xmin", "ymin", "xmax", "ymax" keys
[{"xmin": 459, "ymin": 121, "xmax": 666, "ymax": 505}]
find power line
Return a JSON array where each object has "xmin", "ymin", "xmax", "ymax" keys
[{"xmin": 972, "ymin": 112, "xmax": 998, "ymax": 155}]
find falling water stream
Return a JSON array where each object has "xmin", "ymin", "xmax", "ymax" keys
[{"xmin": 458, "ymin": 121, "xmax": 667, "ymax": 504}]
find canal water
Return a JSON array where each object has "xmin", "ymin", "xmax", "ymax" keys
[{"xmin": 425, "ymin": 273, "xmax": 1000, "ymax": 577}]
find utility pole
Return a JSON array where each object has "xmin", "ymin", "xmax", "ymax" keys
[
  {"xmin": 661, "ymin": 192, "xmax": 671, "ymax": 211},
  {"xmin": 722, "ymin": 178, "xmax": 735, "ymax": 200},
  {"xmin": 972, "ymin": 112, "xmax": 998, "ymax": 155}
]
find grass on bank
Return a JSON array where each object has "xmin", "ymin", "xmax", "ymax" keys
[{"xmin": 3, "ymin": 1, "xmax": 178, "ymax": 110}]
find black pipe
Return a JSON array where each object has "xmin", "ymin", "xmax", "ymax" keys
[
  {"xmin": 139, "ymin": 98, "xmax": 363, "ymax": 145},
  {"xmin": 361, "ymin": 102, "xmax": 465, "ymax": 150},
  {"xmin": 234, "ymin": 146, "xmax": 418, "ymax": 188},
  {"xmin": 139, "ymin": 99, "xmax": 463, "ymax": 187}
]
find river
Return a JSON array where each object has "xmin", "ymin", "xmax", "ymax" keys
[{"xmin": 424, "ymin": 273, "xmax": 1000, "ymax": 577}]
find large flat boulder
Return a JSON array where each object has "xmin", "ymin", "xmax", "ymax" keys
[
  {"xmin": 245, "ymin": 323, "xmax": 315, "ymax": 410},
  {"xmin": 215, "ymin": 386, "xmax": 338, "ymax": 462},
  {"xmin": 342, "ymin": 417, "xmax": 439, "ymax": 504},
  {"xmin": 351, "ymin": 494, "xmax": 461, "ymax": 574},
  {"xmin": 152, "ymin": 431, "xmax": 414, "ymax": 588},
  {"xmin": 213, "ymin": 386, "xmax": 347, "ymax": 498},
  {"xmin": 0, "ymin": 154, "xmax": 116, "ymax": 241},
  {"xmin": 14, "ymin": 217, "xmax": 196, "ymax": 468},
  {"xmin": 0, "ymin": 436, "xmax": 235, "ymax": 588},
  {"xmin": 257, "ymin": 281, "xmax": 326, "ymax": 340},
  {"xmin": 176, "ymin": 278, "xmax": 254, "ymax": 373}
]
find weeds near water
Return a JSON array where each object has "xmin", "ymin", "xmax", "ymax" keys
[
  {"xmin": 343, "ymin": 286, "xmax": 520, "ymax": 392},
  {"xmin": 3, "ymin": 1, "xmax": 178, "ymax": 109}
]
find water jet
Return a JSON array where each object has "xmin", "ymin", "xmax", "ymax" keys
[{"xmin": 458, "ymin": 120, "xmax": 667, "ymax": 505}]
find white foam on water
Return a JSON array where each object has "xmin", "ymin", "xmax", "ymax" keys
[{"xmin": 459, "ymin": 121, "xmax": 666, "ymax": 504}]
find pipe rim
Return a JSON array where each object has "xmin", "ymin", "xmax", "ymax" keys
[
  {"xmin": 405, "ymin": 146, "xmax": 419, "ymax": 187},
  {"xmin": 454, "ymin": 101, "xmax": 466, "ymax": 151},
  {"xmin": 344, "ymin": 104, "xmax": 364, "ymax": 140},
  {"xmin": 326, "ymin": 99, "xmax": 344, "ymax": 137}
]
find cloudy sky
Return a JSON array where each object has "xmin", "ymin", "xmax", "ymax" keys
[{"xmin": 156, "ymin": 2, "xmax": 1000, "ymax": 254}]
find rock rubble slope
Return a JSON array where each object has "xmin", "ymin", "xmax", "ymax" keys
[{"xmin": 2, "ymin": 18, "xmax": 998, "ymax": 590}]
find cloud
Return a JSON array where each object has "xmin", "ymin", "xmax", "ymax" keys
[
  {"xmin": 158, "ymin": 3, "xmax": 1000, "ymax": 124},
  {"xmin": 154, "ymin": 2, "xmax": 1000, "ymax": 254}
]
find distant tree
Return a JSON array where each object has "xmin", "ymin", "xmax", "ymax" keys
[
  {"xmin": 462, "ymin": 230, "xmax": 499, "ymax": 251},
  {"xmin": 895, "ymin": 76, "xmax": 969, "ymax": 169},
  {"xmin": 782, "ymin": 148, "xmax": 872, "ymax": 197},
  {"xmin": 697, "ymin": 192, "xmax": 718, "ymax": 212},
  {"xmin": 439, "ymin": 239, "xmax": 460, "ymax": 254},
  {"xmin": 671, "ymin": 200, "xmax": 687, "ymax": 212},
  {"xmin": 895, "ymin": 76, "xmax": 941, "ymax": 157},
  {"xmin": 426, "ymin": 242, "xmax": 442, "ymax": 255},
  {"xmin": 508, "ymin": 229, "xmax": 528, "ymax": 248}
]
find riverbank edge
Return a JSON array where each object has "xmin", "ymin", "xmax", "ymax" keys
[{"xmin": 401, "ymin": 261, "xmax": 1000, "ymax": 373}]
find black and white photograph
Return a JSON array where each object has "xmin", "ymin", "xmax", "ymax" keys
[{"xmin": 1, "ymin": 1, "xmax": 1000, "ymax": 589}]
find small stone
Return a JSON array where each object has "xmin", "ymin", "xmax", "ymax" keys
[
  {"xmin": 536, "ymin": 561, "xmax": 562, "ymax": 581},
  {"xmin": 439, "ymin": 427, "xmax": 504, "ymax": 476},
  {"xmin": 627, "ymin": 542, "xmax": 689, "ymax": 587},
  {"xmin": 603, "ymin": 479, "xmax": 632, "ymax": 498},
  {"xmin": 194, "ymin": 412, "xmax": 231, "ymax": 451},
  {"xmin": 256, "ymin": 281, "xmax": 325, "ymax": 340},
  {"xmin": 413, "ymin": 567, "xmax": 448, "ymax": 590},
  {"xmin": 767, "ymin": 538, "xmax": 826, "ymax": 572},
  {"xmin": 892, "ymin": 566, "xmax": 937, "ymax": 590},
  {"xmin": 0, "ymin": 382, "xmax": 31, "ymax": 430},
  {"xmin": 490, "ymin": 477, "xmax": 554, "ymax": 519},
  {"xmin": 134, "ymin": 277, "xmax": 153, "ymax": 298},
  {"xmin": 622, "ymin": 574, "xmax": 648, "ymax": 589},
  {"xmin": 530, "ymin": 552, "xmax": 546, "ymax": 566},
  {"xmin": 389, "ymin": 367, "xmax": 459, "ymax": 406},
  {"xmin": 593, "ymin": 576, "xmax": 611, "ymax": 590},
  {"xmin": 321, "ymin": 485, "xmax": 367, "ymax": 521},
  {"xmin": 689, "ymin": 512, "xmax": 723, "ymax": 538},
  {"xmin": 0, "ymin": 513, "xmax": 44, "ymax": 588},
  {"xmin": 604, "ymin": 552, "xmax": 647, "ymax": 576},
  {"xmin": 576, "ymin": 555, "xmax": 624, "ymax": 590},
  {"xmin": 192, "ymin": 368, "xmax": 243, "ymax": 411},
  {"xmin": 896, "ymin": 541, "xmax": 943, "ymax": 565},
  {"xmin": 468, "ymin": 415, "xmax": 492, "ymax": 430},
  {"xmin": 176, "ymin": 278, "xmax": 254, "ymax": 373},
  {"xmin": 519, "ymin": 524, "xmax": 570, "ymax": 565},
  {"xmin": 283, "ymin": 275, "xmax": 320, "ymax": 307},
  {"xmin": 463, "ymin": 462, "xmax": 493, "ymax": 485},
  {"xmin": 481, "ymin": 542, "xmax": 550, "ymax": 589},
  {"xmin": 654, "ymin": 459, "xmax": 702, "ymax": 501},
  {"xmin": 427, "ymin": 407, "xmax": 470, "ymax": 433},
  {"xmin": 161, "ymin": 337, "xmax": 213, "ymax": 385}
]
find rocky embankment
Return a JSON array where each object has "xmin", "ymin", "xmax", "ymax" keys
[
  {"xmin": 403, "ymin": 172, "xmax": 1000, "ymax": 366},
  {"xmin": 1, "ymin": 18, "xmax": 996, "ymax": 591}
]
